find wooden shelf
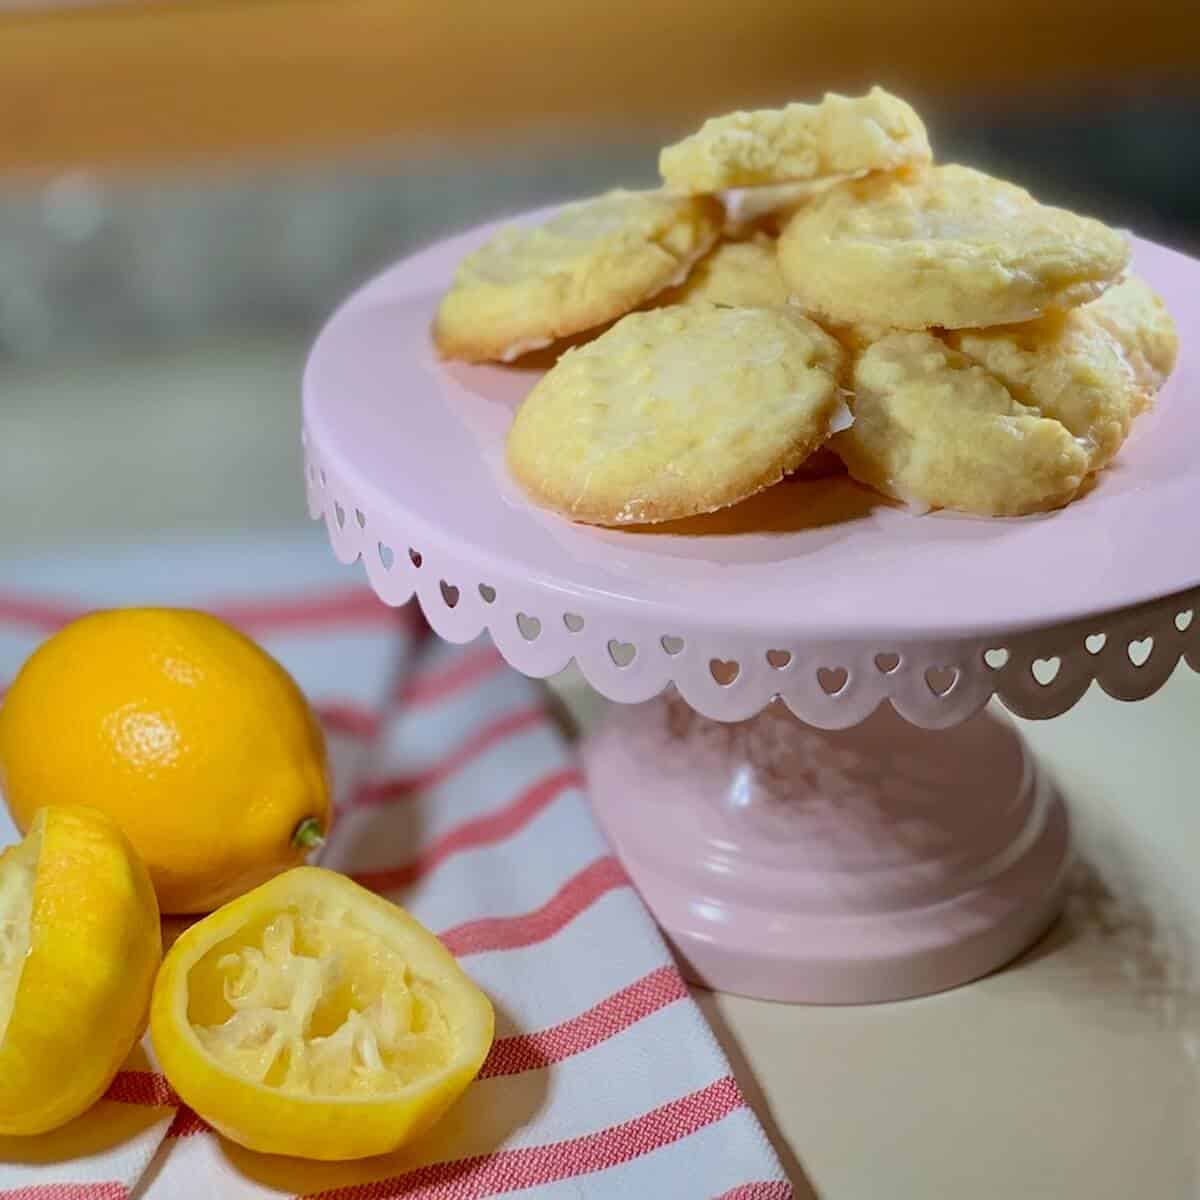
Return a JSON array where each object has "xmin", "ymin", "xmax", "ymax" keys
[{"xmin": 2, "ymin": 0, "xmax": 1196, "ymax": 171}]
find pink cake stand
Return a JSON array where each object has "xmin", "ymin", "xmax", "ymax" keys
[{"xmin": 302, "ymin": 209, "xmax": 1200, "ymax": 1004}]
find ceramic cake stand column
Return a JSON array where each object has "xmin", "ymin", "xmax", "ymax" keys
[
  {"xmin": 301, "ymin": 212, "xmax": 1200, "ymax": 1004},
  {"xmin": 581, "ymin": 692, "xmax": 1068, "ymax": 1003}
]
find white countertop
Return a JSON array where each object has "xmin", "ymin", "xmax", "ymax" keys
[{"xmin": 7, "ymin": 340, "xmax": 1198, "ymax": 1198}]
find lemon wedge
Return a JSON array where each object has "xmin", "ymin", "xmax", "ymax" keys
[{"xmin": 0, "ymin": 806, "xmax": 162, "ymax": 1135}]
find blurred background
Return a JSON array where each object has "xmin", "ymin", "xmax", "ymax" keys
[{"xmin": 2, "ymin": 0, "xmax": 1198, "ymax": 555}]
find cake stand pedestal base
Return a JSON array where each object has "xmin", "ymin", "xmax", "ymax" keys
[{"xmin": 582, "ymin": 695, "xmax": 1070, "ymax": 1004}]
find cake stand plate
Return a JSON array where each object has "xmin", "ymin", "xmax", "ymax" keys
[{"xmin": 303, "ymin": 209, "xmax": 1199, "ymax": 1002}]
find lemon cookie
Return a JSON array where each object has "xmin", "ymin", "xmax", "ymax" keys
[
  {"xmin": 434, "ymin": 189, "xmax": 722, "ymax": 362},
  {"xmin": 779, "ymin": 165, "xmax": 1130, "ymax": 330},
  {"xmin": 720, "ymin": 174, "xmax": 874, "ymax": 236},
  {"xmin": 946, "ymin": 276, "xmax": 1176, "ymax": 471},
  {"xmin": 722, "ymin": 182, "xmax": 824, "ymax": 235},
  {"xmin": 1084, "ymin": 275, "xmax": 1178, "ymax": 394},
  {"xmin": 659, "ymin": 87, "xmax": 930, "ymax": 194},
  {"xmin": 833, "ymin": 332, "xmax": 1090, "ymax": 516},
  {"xmin": 507, "ymin": 304, "xmax": 846, "ymax": 525},
  {"xmin": 656, "ymin": 235, "xmax": 790, "ymax": 309}
]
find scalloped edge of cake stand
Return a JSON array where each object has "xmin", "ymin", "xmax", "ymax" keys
[{"xmin": 305, "ymin": 447, "xmax": 1200, "ymax": 729}]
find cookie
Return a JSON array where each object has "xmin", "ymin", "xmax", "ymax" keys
[
  {"xmin": 656, "ymin": 235, "xmax": 790, "ymax": 309},
  {"xmin": 778, "ymin": 165, "xmax": 1130, "ymax": 330},
  {"xmin": 434, "ymin": 189, "xmax": 722, "ymax": 362},
  {"xmin": 506, "ymin": 304, "xmax": 846, "ymax": 525},
  {"xmin": 946, "ymin": 289, "xmax": 1160, "ymax": 473},
  {"xmin": 659, "ymin": 87, "xmax": 930, "ymax": 194},
  {"xmin": 1084, "ymin": 275, "xmax": 1179, "ymax": 394},
  {"xmin": 832, "ymin": 331, "xmax": 1090, "ymax": 516},
  {"xmin": 722, "ymin": 178, "xmax": 851, "ymax": 236}
]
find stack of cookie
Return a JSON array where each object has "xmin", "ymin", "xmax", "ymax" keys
[{"xmin": 434, "ymin": 88, "xmax": 1178, "ymax": 523}]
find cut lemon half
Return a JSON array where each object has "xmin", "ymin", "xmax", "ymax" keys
[
  {"xmin": 150, "ymin": 867, "xmax": 494, "ymax": 1160},
  {"xmin": 0, "ymin": 805, "xmax": 162, "ymax": 1135}
]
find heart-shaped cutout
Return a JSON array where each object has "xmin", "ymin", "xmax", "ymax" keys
[
  {"xmin": 334, "ymin": 502, "xmax": 346, "ymax": 528},
  {"xmin": 439, "ymin": 581, "xmax": 460, "ymax": 609},
  {"xmin": 563, "ymin": 613, "xmax": 585, "ymax": 633},
  {"xmin": 378, "ymin": 542, "xmax": 395, "ymax": 570},
  {"xmin": 983, "ymin": 648, "xmax": 1008, "ymax": 670},
  {"xmin": 661, "ymin": 635, "xmax": 684, "ymax": 656},
  {"xmin": 608, "ymin": 640, "xmax": 636, "ymax": 668},
  {"xmin": 817, "ymin": 666, "xmax": 848, "ymax": 695},
  {"xmin": 355, "ymin": 508, "xmax": 367, "ymax": 529},
  {"xmin": 766, "ymin": 649, "xmax": 792, "ymax": 670},
  {"xmin": 875, "ymin": 652, "xmax": 901, "ymax": 674},
  {"xmin": 408, "ymin": 548, "xmax": 423, "ymax": 569},
  {"xmin": 1176, "ymin": 609, "xmax": 1194, "ymax": 632},
  {"xmin": 1128, "ymin": 636, "xmax": 1153, "ymax": 667},
  {"xmin": 478, "ymin": 583, "xmax": 496, "ymax": 604},
  {"xmin": 1032, "ymin": 656, "xmax": 1060, "ymax": 686},
  {"xmin": 924, "ymin": 666, "xmax": 957, "ymax": 697},
  {"xmin": 710, "ymin": 659, "xmax": 740, "ymax": 686},
  {"xmin": 1085, "ymin": 633, "xmax": 1106, "ymax": 655},
  {"xmin": 516, "ymin": 613, "xmax": 541, "ymax": 641}
]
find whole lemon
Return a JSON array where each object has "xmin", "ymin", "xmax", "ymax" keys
[{"xmin": 0, "ymin": 609, "xmax": 331, "ymax": 914}]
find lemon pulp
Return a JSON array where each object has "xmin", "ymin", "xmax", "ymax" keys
[
  {"xmin": 189, "ymin": 898, "xmax": 454, "ymax": 1098},
  {"xmin": 0, "ymin": 832, "xmax": 38, "ymax": 1044}
]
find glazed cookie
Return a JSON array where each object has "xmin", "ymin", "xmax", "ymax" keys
[
  {"xmin": 833, "ymin": 331, "xmax": 1090, "ymax": 516},
  {"xmin": 778, "ymin": 165, "xmax": 1130, "ymax": 330},
  {"xmin": 507, "ymin": 304, "xmax": 846, "ymax": 525},
  {"xmin": 659, "ymin": 87, "xmax": 930, "ymax": 193},
  {"xmin": 722, "ymin": 182, "xmax": 825, "ymax": 235},
  {"xmin": 656, "ymin": 235, "xmax": 790, "ymax": 309},
  {"xmin": 1084, "ymin": 275, "xmax": 1179, "ymax": 394},
  {"xmin": 947, "ymin": 281, "xmax": 1172, "ymax": 472},
  {"xmin": 434, "ymin": 189, "xmax": 722, "ymax": 362}
]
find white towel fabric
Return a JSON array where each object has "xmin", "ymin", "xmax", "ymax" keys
[{"xmin": 0, "ymin": 534, "xmax": 790, "ymax": 1200}]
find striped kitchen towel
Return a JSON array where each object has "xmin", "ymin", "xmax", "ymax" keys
[{"xmin": 0, "ymin": 533, "xmax": 790, "ymax": 1200}]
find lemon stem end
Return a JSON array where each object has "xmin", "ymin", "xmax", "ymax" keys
[{"xmin": 292, "ymin": 817, "xmax": 325, "ymax": 852}]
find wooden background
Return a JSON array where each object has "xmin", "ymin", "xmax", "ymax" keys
[{"xmin": 2, "ymin": 0, "xmax": 1198, "ymax": 172}]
